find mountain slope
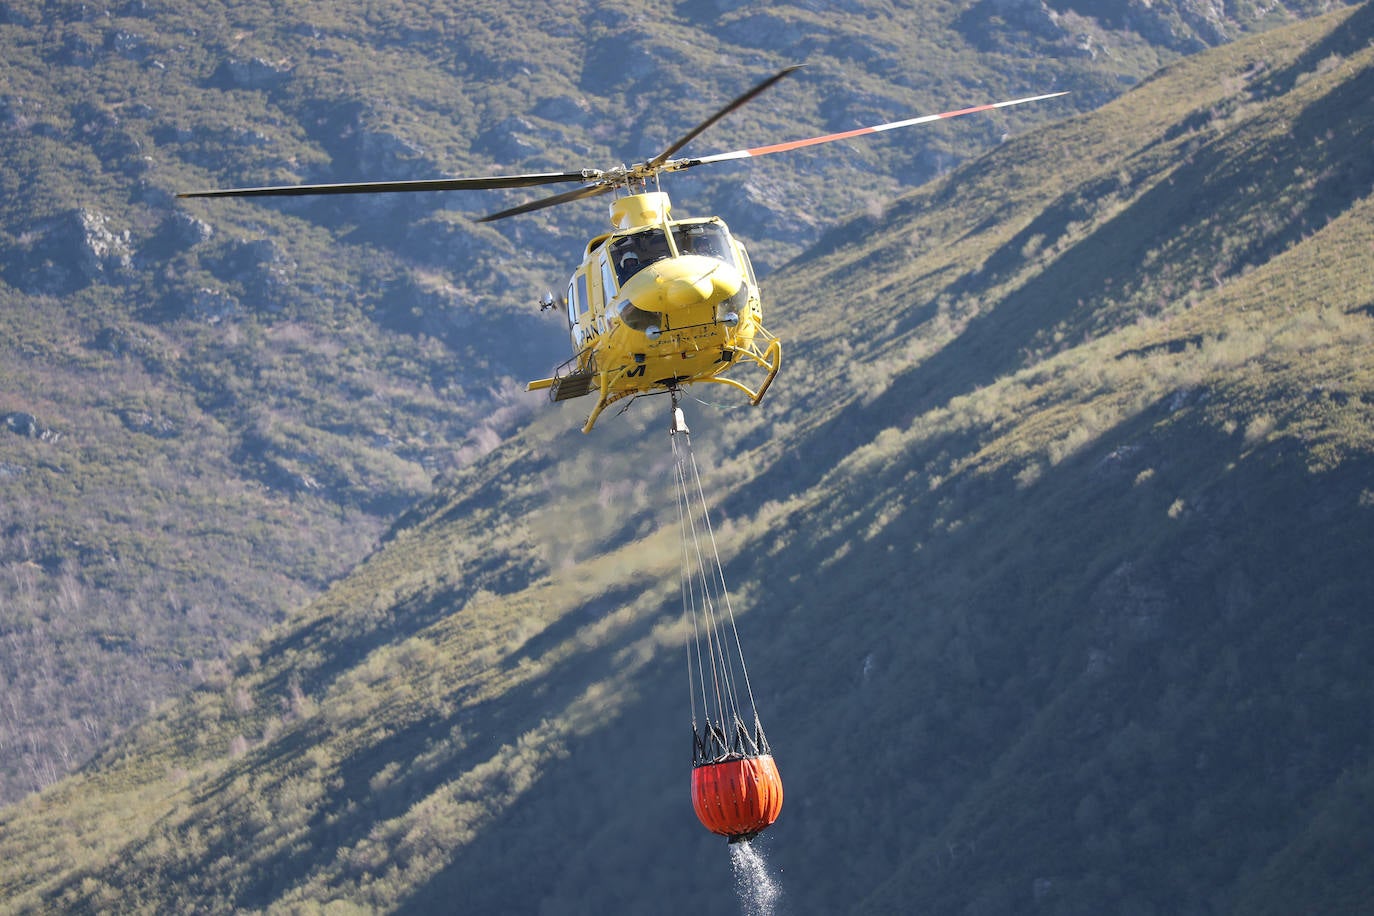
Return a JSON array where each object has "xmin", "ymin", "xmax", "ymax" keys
[
  {"xmin": 7, "ymin": 0, "xmax": 1344, "ymax": 806},
  {"xmin": 4, "ymin": 3, "xmax": 1374, "ymax": 914}
]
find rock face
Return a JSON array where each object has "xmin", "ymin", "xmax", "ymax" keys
[
  {"xmin": 186, "ymin": 287, "xmax": 243, "ymax": 323},
  {"xmin": 302, "ymin": 99, "xmax": 435, "ymax": 180},
  {"xmin": 988, "ymin": 0, "xmax": 1069, "ymax": 41},
  {"xmin": 6, "ymin": 209, "xmax": 133, "ymax": 294},
  {"xmin": 2, "ymin": 411, "xmax": 58, "ymax": 441},
  {"xmin": 118, "ymin": 408, "xmax": 179, "ymax": 438},
  {"xmin": 959, "ymin": 0, "xmax": 1243, "ymax": 55},
  {"xmin": 144, "ymin": 211, "xmax": 214, "ymax": 257},
  {"xmin": 209, "ymin": 57, "xmax": 294, "ymax": 91},
  {"xmin": 474, "ymin": 116, "xmax": 546, "ymax": 162},
  {"xmin": 1047, "ymin": 0, "xmax": 1234, "ymax": 51},
  {"xmin": 201, "ymin": 238, "xmax": 297, "ymax": 311}
]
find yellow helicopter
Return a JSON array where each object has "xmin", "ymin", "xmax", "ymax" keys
[{"xmin": 180, "ymin": 68, "xmax": 1066, "ymax": 432}]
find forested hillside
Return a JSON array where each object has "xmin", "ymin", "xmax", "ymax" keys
[
  {"xmin": 2, "ymin": 4, "xmax": 1372, "ymax": 913},
  {"xmin": 2, "ymin": 0, "xmax": 1342, "ymax": 804}
]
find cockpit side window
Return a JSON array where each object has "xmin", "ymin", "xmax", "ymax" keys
[
  {"xmin": 672, "ymin": 223, "xmax": 734, "ymax": 266},
  {"xmin": 737, "ymin": 243, "xmax": 758, "ymax": 287},
  {"xmin": 610, "ymin": 229, "xmax": 671, "ymax": 284},
  {"xmin": 575, "ymin": 273, "xmax": 590, "ymax": 324},
  {"xmin": 600, "ymin": 254, "xmax": 616, "ymax": 300},
  {"xmin": 567, "ymin": 276, "xmax": 586, "ymax": 348}
]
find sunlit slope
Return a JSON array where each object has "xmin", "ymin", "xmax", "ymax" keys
[{"xmin": 3, "ymin": 4, "xmax": 1374, "ymax": 912}]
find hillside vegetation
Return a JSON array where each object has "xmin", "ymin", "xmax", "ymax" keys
[
  {"xmin": 5, "ymin": 0, "xmax": 1343, "ymax": 805},
  {"xmin": 2, "ymin": 4, "xmax": 1373, "ymax": 913}
]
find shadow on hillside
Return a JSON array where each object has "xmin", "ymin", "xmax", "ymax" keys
[
  {"xmin": 390, "ymin": 391, "xmax": 1374, "ymax": 913},
  {"xmin": 250, "ymin": 444, "xmax": 567, "ymax": 704},
  {"xmin": 1257, "ymin": 1, "xmax": 1374, "ymax": 99},
  {"xmin": 249, "ymin": 549, "xmax": 540, "ymax": 704}
]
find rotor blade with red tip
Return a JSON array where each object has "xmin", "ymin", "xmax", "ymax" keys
[
  {"xmin": 645, "ymin": 65, "xmax": 802, "ymax": 171},
  {"xmin": 679, "ymin": 91, "xmax": 1069, "ymax": 168}
]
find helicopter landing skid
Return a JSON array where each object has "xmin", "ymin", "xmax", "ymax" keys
[
  {"xmin": 576, "ymin": 333, "xmax": 779, "ymax": 433},
  {"xmin": 696, "ymin": 334, "xmax": 781, "ymax": 407},
  {"xmin": 581, "ymin": 366, "xmax": 636, "ymax": 434}
]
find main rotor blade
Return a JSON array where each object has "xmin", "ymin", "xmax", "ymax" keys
[
  {"xmin": 681, "ymin": 91, "xmax": 1070, "ymax": 169},
  {"xmin": 177, "ymin": 171, "xmax": 592, "ymax": 199},
  {"xmin": 477, "ymin": 182, "xmax": 614, "ymax": 222},
  {"xmin": 645, "ymin": 65, "xmax": 802, "ymax": 171}
]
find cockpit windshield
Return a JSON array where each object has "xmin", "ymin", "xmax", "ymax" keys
[
  {"xmin": 610, "ymin": 229, "xmax": 671, "ymax": 285},
  {"xmin": 672, "ymin": 223, "xmax": 733, "ymax": 265},
  {"xmin": 607, "ymin": 223, "xmax": 737, "ymax": 287}
]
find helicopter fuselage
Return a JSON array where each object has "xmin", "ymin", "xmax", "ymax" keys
[{"xmin": 527, "ymin": 191, "xmax": 780, "ymax": 432}]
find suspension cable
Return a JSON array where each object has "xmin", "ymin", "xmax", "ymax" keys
[
  {"xmin": 685, "ymin": 434, "xmax": 761, "ymax": 719},
  {"xmin": 671, "ymin": 390, "xmax": 764, "ymax": 762}
]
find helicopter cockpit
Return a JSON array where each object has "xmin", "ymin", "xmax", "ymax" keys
[
  {"xmin": 611, "ymin": 229, "xmax": 672, "ymax": 285},
  {"xmin": 609, "ymin": 221, "xmax": 737, "ymax": 287},
  {"xmin": 671, "ymin": 222, "xmax": 732, "ymax": 263}
]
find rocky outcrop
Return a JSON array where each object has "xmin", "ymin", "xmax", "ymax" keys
[
  {"xmin": 2, "ymin": 412, "xmax": 59, "ymax": 442},
  {"xmin": 209, "ymin": 57, "xmax": 294, "ymax": 91},
  {"xmin": 185, "ymin": 287, "xmax": 243, "ymax": 323},
  {"xmin": 6, "ymin": 209, "xmax": 133, "ymax": 294},
  {"xmin": 474, "ymin": 116, "xmax": 547, "ymax": 163},
  {"xmin": 145, "ymin": 211, "xmax": 214, "ymax": 257},
  {"xmin": 118, "ymin": 408, "xmax": 180, "ymax": 438},
  {"xmin": 201, "ymin": 238, "xmax": 296, "ymax": 311},
  {"xmin": 300, "ymin": 99, "xmax": 434, "ymax": 181}
]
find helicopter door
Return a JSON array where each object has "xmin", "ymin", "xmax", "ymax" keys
[
  {"xmin": 568, "ymin": 277, "xmax": 587, "ymax": 349},
  {"xmin": 598, "ymin": 254, "xmax": 616, "ymax": 333}
]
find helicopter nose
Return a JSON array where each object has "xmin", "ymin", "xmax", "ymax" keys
[
  {"xmin": 650, "ymin": 258, "xmax": 743, "ymax": 311},
  {"xmin": 664, "ymin": 274, "xmax": 718, "ymax": 309},
  {"xmin": 620, "ymin": 256, "xmax": 744, "ymax": 326}
]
